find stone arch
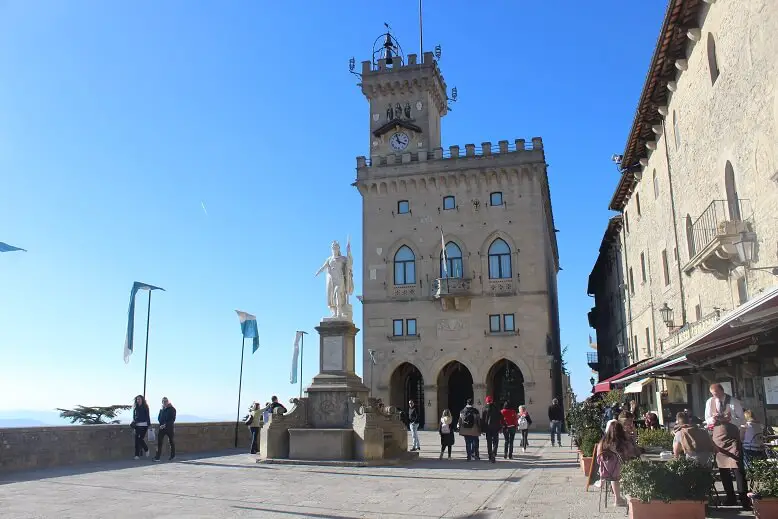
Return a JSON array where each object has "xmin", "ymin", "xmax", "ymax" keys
[
  {"xmin": 379, "ymin": 182, "xmax": 388, "ymax": 195},
  {"xmin": 485, "ymin": 359, "xmax": 525, "ymax": 408},
  {"xmin": 418, "ymin": 178, "xmax": 426, "ymax": 191},
  {"xmin": 369, "ymin": 183, "xmax": 378, "ymax": 195},
  {"xmin": 390, "ymin": 180, "xmax": 398, "ymax": 193},
  {"xmin": 436, "ymin": 360, "xmax": 474, "ymax": 423},
  {"xmin": 479, "ymin": 230, "xmax": 519, "ymax": 257},
  {"xmin": 389, "ymin": 362, "xmax": 425, "ymax": 429}
]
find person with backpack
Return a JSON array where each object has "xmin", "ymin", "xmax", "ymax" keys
[
  {"xmin": 457, "ymin": 398, "xmax": 481, "ymax": 461},
  {"xmin": 500, "ymin": 402, "xmax": 518, "ymax": 459},
  {"xmin": 481, "ymin": 396, "xmax": 502, "ymax": 463},
  {"xmin": 517, "ymin": 405, "xmax": 533, "ymax": 453}
]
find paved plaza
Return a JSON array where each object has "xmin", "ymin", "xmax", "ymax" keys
[{"xmin": 0, "ymin": 432, "xmax": 750, "ymax": 518}]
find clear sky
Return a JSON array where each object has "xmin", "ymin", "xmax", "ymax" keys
[{"xmin": 0, "ymin": 1, "xmax": 664, "ymax": 417}]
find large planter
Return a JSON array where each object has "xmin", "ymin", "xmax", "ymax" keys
[
  {"xmin": 580, "ymin": 456, "xmax": 593, "ymax": 475},
  {"xmin": 628, "ymin": 499, "xmax": 705, "ymax": 519},
  {"xmin": 753, "ymin": 497, "xmax": 778, "ymax": 518}
]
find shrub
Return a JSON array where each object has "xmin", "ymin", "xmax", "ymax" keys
[
  {"xmin": 567, "ymin": 399, "xmax": 604, "ymax": 444},
  {"xmin": 748, "ymin": 458, "xmax": 778, "ymax": 499},
  {"xmin": 620, "ymin": 457, "xmax": 714, "ymax": 503},
  {"xmin": 579, "ymin": 428, "xmax": 602, "ymax": 458},
  {"xmin": 637, "ymin": 428, "xmax": 673, "ymax": 450}
]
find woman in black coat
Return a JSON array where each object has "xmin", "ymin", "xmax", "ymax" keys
[
  {"xmin": 131, "ymin": 395, "xmax": 151, "ymax": 459},
  {"xmin": 439, "ymin": 409, "xmax": 455, "ymax": 459}
]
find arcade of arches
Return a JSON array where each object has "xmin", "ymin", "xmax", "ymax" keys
[{"xmin": 388, "ymin": 359, "xmax": 525, "ymax": 429}]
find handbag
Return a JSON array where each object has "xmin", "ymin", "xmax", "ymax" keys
[
  {"xmin": 244, "ymin": 415, "xmax": 253, "ymax": 426},
  {"xmin": 147, "ymin": 427, "xmax": 156, "ymax": 442}
]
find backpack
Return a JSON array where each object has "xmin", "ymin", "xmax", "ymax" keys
[
  {"xmin": 461, "ymin": 407, "xmax": 477, "ymax": 428},
  {"xmin": 518, "ymin": 415, "xmax": 529, "ymax": 430}
]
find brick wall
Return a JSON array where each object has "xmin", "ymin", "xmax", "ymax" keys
[{"xmin": 0, "ymin": 422, "xmax": 252, "ymax": 473}]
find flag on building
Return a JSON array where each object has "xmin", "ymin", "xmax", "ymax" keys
[
  {"xmin": 236, "ymin": 310, "xmax": 260, "ymax": 353},
  {"xmin": 0, "ymin": 242, "xmax": 26, "ymax": 253},
  {"xmin": 440, "ymin": 227, "xmax": 448, "ymax": 278},
  {"xmin": 290, "ymin": 331, "xmax": 303, "ymax": 384},
  {"xmin": 124, "ymin": 282, "xmax": 165, "ymax": 363}
]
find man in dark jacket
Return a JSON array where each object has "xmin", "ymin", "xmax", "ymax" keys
[
  {"xmin": 407, "ymin": 400, "xmax": 421, "ymax": 451},
  {"xmin": 153, "ymin": 397, "xmax": 177, "ymax": 461},
  {"xmin": 481, "ymin": 396, "xmax": 502, "ymax": 463},
  {"xmin": 548, "ymin": 398, "xmax": 564, "ymax": 447}
]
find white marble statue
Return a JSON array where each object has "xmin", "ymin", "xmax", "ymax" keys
[{"xmin": 315, "ymin": 239, "xmax": 354, "ymax": 321}]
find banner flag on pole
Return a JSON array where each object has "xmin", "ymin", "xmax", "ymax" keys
[
  {"xmin": 440, "ymin": 227, "xmax": 448, "ymax": 278},
  {"xmin": 124, "ymin": 282, "xmax": 165, "ymax": 364},
  {"xmin": 0, "ymin": 242, "xmax": 26, "ymax": 253},
  {"xmin": 235, "ymin": 310, "xmax": 260, "ymax": 353},
  {"xmin": 290, "ymin": 331, "xmax": 303, "ymax": 384}
]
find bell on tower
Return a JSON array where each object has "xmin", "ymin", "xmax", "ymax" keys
[{"xmin": 372, "ymin": 24, "xmax": 404, "ymax": 69}]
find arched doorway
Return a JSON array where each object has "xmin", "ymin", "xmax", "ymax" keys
[
  {"xmin": 486, "ymin": 359, "xmax": 525, "ymax": 409},
  {"xmin": 389, "ymin": 362, "xmax": 425, "ymax": 429},
  {"xmin": 437, "ymin": 361, "xmax": 474, "ymax": 422}
]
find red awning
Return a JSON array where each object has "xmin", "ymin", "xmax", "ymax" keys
[{"xmin": 593, "ymin": 365, "xmax": 637, "ymax": 393}]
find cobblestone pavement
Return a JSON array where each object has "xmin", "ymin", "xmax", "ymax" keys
[{"xmin": 0, "ymin": 432, "xmax": 752, "ymax": 518}]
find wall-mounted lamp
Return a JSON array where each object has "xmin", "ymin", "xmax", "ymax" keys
[
  {"xmin": 589, "ymin": 376, "xmax": 595, "ymax": 387},
  {"xmin": 734, "ymin": 232, "xmax": 778, "ymax": 275},
  {"xmin": 660, "ymin": 302, "xmax": 674, "ymax": 328}
]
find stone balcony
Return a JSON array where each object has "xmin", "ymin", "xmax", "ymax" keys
[
  {"xmin": 431, "ymin": 277, "xmax": 472, "ymax": 311},
  {"xmin": 683, "ymin": 199, "xmax": 753, "ymax": 280}
]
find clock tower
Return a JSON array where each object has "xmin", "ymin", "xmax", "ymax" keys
[{"xmin": 357, "ymin": 32, "xmax": 448, "ymax": 158}]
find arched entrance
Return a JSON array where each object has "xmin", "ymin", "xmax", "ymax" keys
[
  {"xmin": 437, "ymin": 361, "xmax": 474, "ymax": 422},
  {"xmin": 486, "ymin": 359, "xmax": 525, "ymax": 409},
  {"xmin": 389, "ymin": 362, "xmax": 425, "ymax": 428}
]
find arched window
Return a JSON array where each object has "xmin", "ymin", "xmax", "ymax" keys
[
  {"xmin": 488, "ymin": 238, "xmax": 512, "ymax": 279},
  {"xmin": 393, "ymin": 246, "xmax": 416, "ymax": 285},
  {"xmin": 440, "ymin": 241, "xmax": 463, "ymax": 278},
  {"xmin": 685, "ymin": 214, "xmax": 695, "ymax": 258},
  {"xmin": 725, "ymin": 161, "xmax": 741, "ymax": 221},
  {"xmin": 653, "ymin": 169, "xmax": 659, "ymax": 199},
  {"xmin": 707, "ymin": 33, "xmax": 720, "ymax": 85},
  {"xmin": 673, "ymin": 111, "xmax": 681, "ymax": 150}
]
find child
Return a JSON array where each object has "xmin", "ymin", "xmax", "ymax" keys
[{"xmin": 518, "ymin": 405, "xmax": 533, "ymax": 453}]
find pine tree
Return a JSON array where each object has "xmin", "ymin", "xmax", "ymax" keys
[{"xmin": 56, "ymin": 405, "xmax": 131, "ymax": 425}]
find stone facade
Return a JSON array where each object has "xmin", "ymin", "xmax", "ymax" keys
[
  {"xmin": 353, "ymin": 50, "xmax": 563, "ymax": 429},
  {"xmin": 591, "ymin": 0, "xmax": 778, "ymax": 416},
  {"xmin": 587, "ymin": 216, "xmax": 629, "ymax": 381}
]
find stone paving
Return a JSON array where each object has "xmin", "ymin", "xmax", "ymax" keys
[{"xmin": 0, "ymin": 432, "xmax": 752, "ymax": 518}]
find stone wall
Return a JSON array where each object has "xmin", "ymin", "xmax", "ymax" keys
[{"xmin": 0, "ymin": 422, "xmax": 252, "ymax": 473}]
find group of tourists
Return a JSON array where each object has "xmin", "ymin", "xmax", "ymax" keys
[
  {"xmin": 244, "ymin": 396, "xmax": 287, "ymax": 454},
  {"xmin": 407, "ymin": 397, "xmax": 566, "ymax": 463},
  {"xmin": 130, "ymin": 395, "xmax": 177, "ymax": 462}
]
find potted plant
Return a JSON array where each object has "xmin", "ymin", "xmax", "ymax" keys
[
  {"xmin": 620, "ymin": 457, "xmax": 713, "ymax": 519},
  {"xmin": 566, "ymin": 399, "xmax": 603, "ymax": 449},
  {"xmin": 578, "ymin": 428, "xmax": 601, "ymax": 475},
  {"xmin": 748, "ymin": 458, "xmax": 778, "ymax": 517},
  {"xmin": 636, "ymin": 428, "xmax": 673, "ymax": 454}
]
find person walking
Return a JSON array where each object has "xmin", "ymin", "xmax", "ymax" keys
[
  {"xmin": 548, "ymin": 398, "xmax": 564, "ymax": 447},
  {"xmin": 458, "ymin": 398, "xmax": 481, "ymax": 460},
  {"xmin": 481, "ymin": 396, "xmax": 502, "ymax": 463},
  {"xmin": 131, "ymin": 395, "xmax": 151, "ymax": 459},
  {"xmin": 518, "ymin": 405, "xmax": 533, "ymax": 453},
  {"xmin": 407, "ymin": 400, "xmax": 421, "ymax": 451},
  {"xmin": 500, "ymin": 402, "xmax": 518, "ymax": 459},
  {"xmin": 153, "ymin": 396, "xmax": 177, "ymax": 462},
  {"xmin": 438, "ymin": 409, "xmax": 455, "ymax": 459},
  {"xmin": 248, "ymin": 402, "xmax": 262, "ymax": 454}
]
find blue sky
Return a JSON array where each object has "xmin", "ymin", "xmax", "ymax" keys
[{"xmin": 0, "ymin": 1, "xmax": 664, "ymax": 416}]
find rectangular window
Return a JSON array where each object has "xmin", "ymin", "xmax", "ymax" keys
[
  {"xmin": 406, "ymin": 319, "xmax": 417, "ymax": 336},
  {"xmin": 392, "ymin": 319, "xmax": 403, "ymax": 336},
  {"xmin": 661, "ymin": 249, "xmax": 670, "ymax": 286},
  {"xmin": 629, "ymin": 268, "xmax": 635, "ymax": 294},
  {"xmin": 640, "ymin": 252, "xmax": 646, "ymax": 283},
  {"xmin": 645, "ymin": 327, "xmax": 652, "ymax": 357},
  {"xmin": 503, "ymin": 314, "xmax": 515, "ymax": 332},
  {"xmin": 636, "ymin": 193, "xmax": 642, "ymax": 216},
  {"xmin": 397, "ymin": 200, "xmax": 410, "ymax": 214},
  {"xmin": 489, "ymin": 314, "xmax": 501, "ymax": 333},
  {"xmin": 443, "ymin": 196, "xmax": 456, "ymax": 210},
  {"xmin": 625, "ymin": 211, "xmax": 630, "ymax": 233},
  {"xmin": 490, "ymin": 192, "xmax": 503, "ymax": 206},
  {"xmin": 695, "ymin": 304, "xmax": 702, "ymax": 321},
  {"xmin": 633, "ymin": 335, "xmax": 639, "ymax": 359}
]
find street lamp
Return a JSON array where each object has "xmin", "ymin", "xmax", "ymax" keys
[
  {"xmin": 734, "ymin": 232, "xmax": 778, "ymax": 275},
  {"xmin": 660, "ymin": 302, "xmax": 674, "ymax": 328},
  {"xmin": 590, "ymin": 376, "xmax": 595, "ymax": 387}
]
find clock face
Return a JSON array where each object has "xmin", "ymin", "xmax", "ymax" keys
[{"xmin": 390, "ymin": 132, "xmax": 410, "ymax": 151}]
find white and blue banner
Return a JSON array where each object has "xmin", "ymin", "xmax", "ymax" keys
[
  {"xmin": 123, "ymin": 281, "xmax": 165, "ymax": 363},
  {"xmin": 236, "ymin": 310, "xmax": 260, "ymax": 353},
  {"xmin": 290, "ymin": 331, "xmax": 303, "ymax": 384}
]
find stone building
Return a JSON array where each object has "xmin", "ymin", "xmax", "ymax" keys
[
  {"xmin": 352, "ymin": 36, "xmax": 563, "ymax": 429},
  {"xmin": 587, "ymin": 215, "xmax": 629, "ymax": 382},
  {"xmin": 589, "ymin": 0, "xmax": 778, "ymax": 425}
]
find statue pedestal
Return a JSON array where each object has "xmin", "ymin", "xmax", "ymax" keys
[{"xmin": 306, "ymin": 320, "xmax": 369, "ymax": 428}]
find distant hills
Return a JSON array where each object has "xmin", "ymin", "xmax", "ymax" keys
[{"xmin": 0, "ymin": 410, "xmax": 233, "ymax": 428}]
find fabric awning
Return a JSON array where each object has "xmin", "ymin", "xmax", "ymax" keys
[
  {"xmin": 593, "ymin": 361, "xmax": 648, "ymax": 393},
  {"xmin": 624, "ymin": 378, "xmax": 653, "ymax": 394}
]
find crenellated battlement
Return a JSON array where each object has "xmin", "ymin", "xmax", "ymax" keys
[{"xmin": 356, "ymin": 137, "xmax": 543, "ymax": 169}]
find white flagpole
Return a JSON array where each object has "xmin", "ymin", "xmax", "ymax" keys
[{"xmin": 440, "ymin": 227, "xmax": 448, "ymax": 278}]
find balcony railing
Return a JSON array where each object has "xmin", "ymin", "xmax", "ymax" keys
[
  {"xmin": 659, "ymin": 309, "xmax": 722, "ymax": 353},
  {"xmin": 688, "ymin": 199, "xmax": 751, "ymax": 257},
  {"xmin": 486, "ymin": 278, "xmax": 516, "ymax": 296},
  {"xmin": 587, "ymin": 352, "xmax": 599, "ymax": 371},
  {"xmin": 431, "ymin": 277, "xmax": 472, "ymax": 298}
]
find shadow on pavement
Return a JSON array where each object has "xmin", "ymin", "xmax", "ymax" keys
[{"xmin": 0, "ymin": 449, "xmax": 245, "ymax": 485}]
